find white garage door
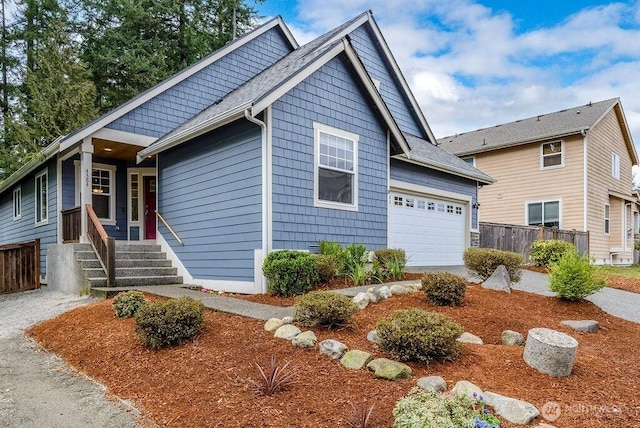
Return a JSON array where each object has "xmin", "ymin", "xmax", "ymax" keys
[{"xmin": 388, "ymin": 191, "xmax": 466, "ymax": 266}]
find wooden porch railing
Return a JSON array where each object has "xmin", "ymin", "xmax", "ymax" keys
[
  {"xmin": 86, "ymin": 204, "xmax": 115, "ymax": 287},
  {"xmin": 0, "ymin": 239, "xmax": 40, "ymax": 294},
  {"xmin": 61, "ymin": 206, "xmax": 81, "ymax": 243}
]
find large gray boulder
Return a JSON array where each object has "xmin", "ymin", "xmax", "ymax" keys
[
  {"xmin": 416, "ymin": 376, "xmax": 447, "ymax": 392},
  {"xmin": 318, "ymin": 339, "xmax": 348, "ymax": 360},
  {"xmin": 560, "ymin": 320, "xmax": 599, "ymax": 332},
  {"xmin": 523, "ymin": 328, "xmax": 578, "ymax": 377},
  {"xmin": 353, "ymin": 292, "xmax": 370, "ymax": 310},
  {"xmin": 292, "ymin": 331, "xmax": 317, "ymax": 348},
  {"xmin": 273, "ymin": 324, "xmax": 301, "ymax": 340},
  {"xmin": 451, "ymin": 380, "xmax": 483, "ymax": 398},
  {"xmin": 340, "ymin": 350, "xmax": 372, "ymax": 370},
  {"xmin": 264, "ymin": 318, "xmax": 284, "ymax": 332},
  {"xmin": 483, "ymin": 391, "xmax": 539, "ymax": 425},
  {"xmin": 502, "ymin": 330, "xmax": 525, "ymax": 346},
  {"xmin": 482, "ymin": 265, "xmax": 512, "ymax": 293},
  {"xmin": 367, "ymin": 358, "xmax": 412, "ymax": 380},
  {"xmin": 457, "ymin": 332, "xmax": 483, "ymax": 345}
]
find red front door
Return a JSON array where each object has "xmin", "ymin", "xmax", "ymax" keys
[{"xmin": 144, "ymin": 176, "xmax": 157, "ymax": 240}]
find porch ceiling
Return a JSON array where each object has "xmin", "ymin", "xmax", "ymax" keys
[{"xmin": 93, "ymin": 138, "xmax": 155, "ymax": 162}]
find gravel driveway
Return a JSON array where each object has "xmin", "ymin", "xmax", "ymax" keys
[{"xmin": 0, "ymin": 289, "xmax": 140, "ymax": 428}]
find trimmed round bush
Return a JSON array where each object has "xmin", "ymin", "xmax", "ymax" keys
[
  {"xmin": 463, "ymin": 247, "xmax": 523, "ymax": 282},
  {"xmin": 294, "ymin": 290, "xmax": 358, "ymax": 328},
  {"xmin": 548, "ymin": 250, "xmax": 606, "ymax": 301},
  {"xmin": 135, "ymin": 297, "xmax": 205, "ymax": 349},
  {"xmin": 112, "ymin": 291, "xmax": 146, "ymax": 318},
  {"xmin": 530, "ymin": 239, "xmax": 576, "ymax": 267},
  {"xmin": 393, "ymin": 388, "xmax": 479, "ymax": 428},
  {"xmin": 262, "ymin": 250, "xmax": 320, "ymax": 296},
  {"xmin": 422, "ymin": 272, "xmax": 467, "ymax": 306},
  {"xmin": 377, "ymin": 308, "xmax": 463, "ymax": 363},
  {"xmin": 313, "ymin": 254, "xmax": 341, "ymax": 283}
]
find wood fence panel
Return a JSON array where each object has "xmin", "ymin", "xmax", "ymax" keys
[
  {"xmin": 0, "ymin": 240, "xmax": 40, "ymax": 295},
  {"xmin": 480, "ymin": 222, "xmax": 588, "ymax": 261}
]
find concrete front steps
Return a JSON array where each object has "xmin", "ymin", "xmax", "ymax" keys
[{"xmin": 74, "ymin": 243, "xmax": 183, "ymax": 293}]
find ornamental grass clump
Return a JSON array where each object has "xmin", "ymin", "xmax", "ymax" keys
[
  {"xmin": 376, "ymin": 308, "xmax": 463, "ymax": 364},
  {"xmin": 112, "ymin": 290, "xmax": 146, "ymax": 318},
  {"xmin": 548, "ymin": 249, "xmax": 606, "ymax": 301},
  {"xmin": 463, "ymin": 247, "xmax": 523, "ymax": 282},
  {"xmin": 374, "ymin": 248, "xmax": 407, "ymax": 281},
  {"xmin": 294, "ymin": 290, "xmax": 358, "ymax": 328},
  {"xmin": 422, "ymin": 272, "xmax": 467, "ymax": 306},
  {"xmin": 248, "ymin": 355, "xmax": 298, "ymax": 396},
  {"xmin": 529, "ymin": 239, "xmax": 576, "ymax": 267},
  {"xmin": 135, "ymin": 297, "xmax": 204, "ymax": 349}
]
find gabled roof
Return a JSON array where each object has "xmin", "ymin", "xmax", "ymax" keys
[
  {"xmin": 397, "ymin": 133, "xmax": 494, "ymax": 185},
  {"xmin": 438, "ymin": 98, "xmax": 638, "ymax": 165}
]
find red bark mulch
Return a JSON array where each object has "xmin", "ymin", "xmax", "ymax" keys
[{"xmin": 27, "ymin": 286, "xmax": 640, "ymax": 427}]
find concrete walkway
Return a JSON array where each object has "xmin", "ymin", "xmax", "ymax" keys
[{"xmin": 104, "ymin": 265, "xmax": 640, "ymax": 324}]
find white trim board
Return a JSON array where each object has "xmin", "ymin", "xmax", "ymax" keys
[{"xmin": 390, "ymin": 179, "xmax": 472, "ymax": 204}]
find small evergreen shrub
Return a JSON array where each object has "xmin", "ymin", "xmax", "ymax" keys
[
  {"xmin": 548, "ymin": 249, "xmax": 606, "ymax": 301},
  {"xmin": 463, "ymin": 247, "xmax": 523, "ymax": 282},
  {"xmin": 134, "ymin": 297, "xmax": 205, "ymax": 349},
  {"xmin": 294, "ymin": 290, "xmax": 358, "ymax": 328},
  {"xmin": 530, "ymin": 239, "xmax": 576, "ymax": 267},
  {"xmin": 318, "ymin": 240, "xmax": 347, "ymax": 274},
  {"xmin": 393, "ymin": 388, "xmax": 478, "ymax": 428},
  {"xmin": 262, "ymin": 250, "xmax": 320, "ymax": 296},
  {"xmin": 377, "ymin": 308, "xmax": 463, "ymax": 363},
  {"xmin": 112, "ymin": 291, "xmax": 146, "ymax": 318},
  {"xmin": 314, "ymin": 254, "xmax": 341, "ymax": 283},
  {"xmin": 422, "ymin": 272, "xmax": 467, "ymax": 306}
]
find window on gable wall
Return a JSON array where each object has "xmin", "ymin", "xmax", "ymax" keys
[
  {"xmin": 13, "ymin": 187, "xmax": 21, "ymax": 220},
  {"xmin": 612, "ymin": 153, "xmax": 620, "ymax": 179},
  {"xmin": 541, "ymin": 141, "xmax": 563, "ymax": 168},
  {"xmin": 527, "ymin": 200, "xmax": 560, "ymax": 228},
  {"xmin": 35, "ymin": 169, "xmax": 48, "ymax": 225},
  {"xmin": 314, "ymin": 122, "xmax": 358, "ymax": 210}
]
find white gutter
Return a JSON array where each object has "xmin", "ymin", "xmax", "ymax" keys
[
  {"xmin": 0, "ymin": 137, "xmax": 62, "ymax": 194},
  {"xmin": 394, "ymin": 154, "xmax": 495, "ymax": 185}
]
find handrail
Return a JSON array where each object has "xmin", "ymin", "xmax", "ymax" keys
[
  {"xmin": 86, "ymin": 204, "xmax": 116, "ymax": 286},
  {"xmin": 155, "ymin": 210, "xmax": 183, "ymax": 245}
]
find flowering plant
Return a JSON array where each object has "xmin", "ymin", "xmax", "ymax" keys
[{"xmin": 471, "ymin": 392, "xmax": 500, "ymax": 428}]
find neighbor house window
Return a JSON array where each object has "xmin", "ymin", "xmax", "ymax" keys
[
  {"xmin": 91, "ymin": 165, "xmax": 116, "ymax": 222},
  {"xmin": 13, "ymin": 186, "xmax": 21, "ymax": 220},
  {"xmin": 35, "ymin": 169, "xmax": 48, "ymax": 225},
  {"xmin": 461, "ymin": 156, "xmax": 475, "ymax": 167},
  {"xmin": 604, "ymin": 204, "xmax": 610, "ymax": 235},
  {"xmin": 527, "ymin": 200, "xmax": 560, "ymax": 228},
  {"xmin": 612, "ymin": 153, "xmax": 620, "ymax": 179},
  {"xmin": 314, "ymin": 122, "xmax": 358, "ymax": 210},
  {"xmin": 541, "ymin": 141, "xmax": 563, "ymax": 168}
]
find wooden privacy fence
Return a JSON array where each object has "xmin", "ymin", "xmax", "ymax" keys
[
  {"xmin": 0, "ymin": 239, "xmax": 40, "ymax": 295},
  {"xmin": 479, "ymin": 222, "xmax": 589, "ymax": 262}
]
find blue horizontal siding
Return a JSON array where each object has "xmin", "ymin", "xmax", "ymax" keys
[
  {"xmin": 271, "ymin": 54, "xmax": 388, "ymax": 251},
  {"xmin": 349, "ymin": 25, "xmax": 424, "ymax": 137},
  {"xmin": 0, "ymin": 159, "xmax": 58, "ymax": 275},
  {"xmin": 158, "ymin": 120, "xmax": 262, "ymax": 282},
  {"xmin": 390, "ymin": 159, "xmax": 479, "ymax": 228},
  {"xmin": 106, "ymin": 27, "xmax": 293, "ymax": 138}
]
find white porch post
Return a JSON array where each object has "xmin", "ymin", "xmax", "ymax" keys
[{"xmin": 80, "ymin": 137, "xmax": 93, "ymax": 243}]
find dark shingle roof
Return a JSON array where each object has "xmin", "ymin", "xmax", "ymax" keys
[
  {"xmin": 402, "ymin": 133, "xmax": 494, "ymax": 184},
  {"xmin": 438, "ymin": 98, "xmax": 619, "ymax": 156}
]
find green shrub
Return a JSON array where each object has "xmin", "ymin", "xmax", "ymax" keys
[
  {"xmin": 422, "ymin": 272, "xmax": 467, "ymax": 306},
  {"xmin": 314, "ymin": 254, "xmax": 341, "ymax": 283},
  {"xmin": 262, "ymin": 250, "xmax": 320, "ymax": 296},
  {"xmin": 134, "ymin": 297, "xmax": 205, "ymax": 349},
  {"xmin": 294, "ymin": 291, "xmax": 358, "ymax": 328},
  {"xmin": 393, "ymin": 388, "xmax": 478, "ymax": 428},
  {"xmin": 548, "ymin": 250, "xmax": 606, "ymax": 301},
  {"xmin": 374, "ymin": 249, "xmax": 407, "ymax": 281},
  {"xmin": 463, "ymin": 247, "xmax": 523, "ymax": 282},
  {"xmin": 376, "ymin": 308, "xmax": 463, "ymax": 363},
  {"xmin": 530, "ymin": 239, "xmax": 576, "ymax": 267},
  {"xmin": 112, "ymin": 291, "xmax": 146, "ymax": 318},
  {"xmin": 319, "ymin": 240, "xmax": 344, "ymax": 258}
]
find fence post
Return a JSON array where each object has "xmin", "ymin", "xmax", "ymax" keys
[
  {"xmin": 106, "ymin": 237, "xmax": 116, "ymax": 287},
  {"xmin": 538, "ymin": 226, "xmax": 544, "ymax": 241}
]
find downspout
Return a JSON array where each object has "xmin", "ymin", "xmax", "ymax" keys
[
  {"xmin": 244, "ymin": 109, "xmax": 268, "ymax": 292},
  {"xmin": 582, "ymin": 129, "xmax": 588, "ymax": 232}
]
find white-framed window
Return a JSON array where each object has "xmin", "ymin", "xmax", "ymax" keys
[
  {"xmin": 604, "ymin": 204, "xmax": 610, "ymax": 235},
  {"xmin": 540, "ymin": 141, "xmax": 563, "ymax": 169},
  {"xmin": 313, "ymin": 122, "xmax": 358, "ymax": 211},
  {"xmin": 35, "ymin": 169, "xmax": 48, "ymax": 226},
  {"xmin": 527, "ymin": 200, "xmax": 560, "ymax": 228},
  {"xmin": 461, "ymin": 156, "xmax": 475, "ymax": 167},
  {"xmin": 612, "ymin": 153, "xmax": 620, "ymax": 179},
  {"xmin": 91, "ymin": 164, "xmax": 117, "ymax": 223},
  {"xmin": 13, "ymin": 186, "xmax": 21, "ymax": 220}
]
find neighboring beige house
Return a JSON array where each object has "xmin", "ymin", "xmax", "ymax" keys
[{"xmin": 439, "ymin": 98, "xmax": 638, "ymax": 265}]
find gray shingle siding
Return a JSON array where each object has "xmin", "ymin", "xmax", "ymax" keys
[
  {"xmin": 0, "ymin": 158, "xmax": 58, "ymax": 275},
  {"xmin": 158, "ymin": 120, "xmax": 262, "ymax": 282},
  {"xmin": 271, "ymin": 55, "xmax": 388, "ymax": 250},
  {"xmin": 390, "ymin": 159, "xmax": 479, "ymax": 229},
  {"xmin": 106, "ymin": 28, "xmax": 293, "ymax": 138},
  {"xmin": 349, "ymin": 25, "xmax": 424, "ymax": 137}
]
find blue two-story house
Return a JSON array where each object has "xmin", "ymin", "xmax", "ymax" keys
[{"xmin": 0, "ymin": 11, "xmax": 493, "ymax": 294}]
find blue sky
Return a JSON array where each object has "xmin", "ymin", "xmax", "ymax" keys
[{"xmin": 255, "ymin": 0, "xmax": 640, "ymax": 163}]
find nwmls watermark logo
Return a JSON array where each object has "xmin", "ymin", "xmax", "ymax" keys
[{"xmin": 541, "ymin": 401, "xmax": 638, "ymax": 422}]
